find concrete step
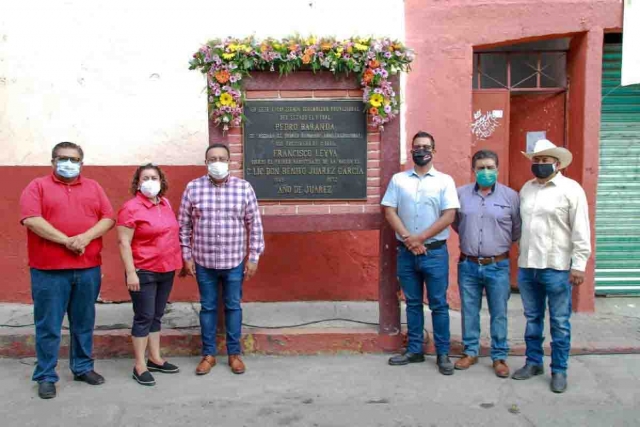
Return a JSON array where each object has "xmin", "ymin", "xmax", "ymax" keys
[{"xmin": 1, "ymin": 298, "xmax": 639, "ymax": 358}]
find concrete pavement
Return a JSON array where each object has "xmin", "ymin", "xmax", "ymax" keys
[{"xmin": 1, "ymin": 354, "xmax": 639, "ymax": 426}]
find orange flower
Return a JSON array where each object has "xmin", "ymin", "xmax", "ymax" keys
[
  {"xmin": 260, "ymin": 43, "xmax": 269, "ymax": 53},
  {"xmin": 369, "ymin": 60, "xmax": 380, "ymax": 69},
  {"xmin": 369, "ymin": 107, "xmax": 379, "ymax": 116},
  {"xmin": 362, "ymin": 69, "xmax": 375, "ymax": 83},
  {"xmin": 347, "ymin": 45, "xmax": 353, "ymax": 54},
  {"xmin": 214, "ymin": 70, "xmax": 230, "ymax": 84},
  {"xmin": 304, "ymin": 47, "xmax": 316, "ymax": 56},
  {"xmin": 302, "ymin": 54, "xmax": 312, "ymax": 64},
  {"xmin": 288, "ymin": 44, "xmax": 299, "ymax": 52},
  {"xmin": 320, "ymin": 42, "xmax": 333, "ymax": 51}
]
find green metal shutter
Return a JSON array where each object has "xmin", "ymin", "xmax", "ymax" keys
[{"xmin": 596, "ymin": 43, "xmax": 640, "ymax": 295}]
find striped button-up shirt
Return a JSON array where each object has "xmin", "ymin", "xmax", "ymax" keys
[{"xmin": 178, "ymin": 175, "xmax": 265, "ymax": 270}]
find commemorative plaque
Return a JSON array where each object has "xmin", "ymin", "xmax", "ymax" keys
[{"xmin": 243, "ymin": 100, "xmax": 367, "ymax": 200}]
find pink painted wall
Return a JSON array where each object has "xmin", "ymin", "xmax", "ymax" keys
[{"xmin": 405, "ymin": 0, "xmax": 623, "ymax": 311}]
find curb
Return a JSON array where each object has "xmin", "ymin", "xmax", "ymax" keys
[{"xmin": 2, "ymin": 328, "xmax": 639, "ymax": 358}]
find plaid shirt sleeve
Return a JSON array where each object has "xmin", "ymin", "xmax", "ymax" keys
[
  {"xmin": 177, "ymin": 183, "xmax": 194, "ymax": 261},
  {"xmin": 244, "ymin": 183, "xmax": 265, "ymax": 263}
]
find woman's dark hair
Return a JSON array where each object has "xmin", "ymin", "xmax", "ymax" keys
[{"xmin": 130, "ymin": 163, "xmax": 169, "ymax": 197}]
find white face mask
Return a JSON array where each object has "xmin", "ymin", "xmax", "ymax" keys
[
  {"xmin": 140, "ymin": 180, "xmax": 161, "ymax": 198},
  {"xmin": 208, "ymin": 162, "xmax": 229, "ymax": 180},
  {"xmin": 56, "ymin": 160, "xmax": 81, "ymax": 179}
]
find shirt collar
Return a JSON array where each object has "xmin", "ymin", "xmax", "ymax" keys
[
  {"xmin": 409, "ymin": 166, "xmax": 437, "ymax": 178},
  {"xmin": 473, "ymin": 182, "xmax": 496, "ymax": 195},
  {"xmin": 136, "ymin": 191, "xmax": 165, "ymax": 208},
  {"xmin": 537, "ymin": 171, "xmax": 564, "ymax": 187},
  {"xmin": 207, "ymin": 174, "xmax": 231, "ymax": 187},
  {"xmin": 51, "ymin": 172, "xmax": 82, "ymax": 186}
]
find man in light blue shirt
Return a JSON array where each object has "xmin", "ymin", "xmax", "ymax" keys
[{"xmin": 381, "ymin": 131, "xmax": 460, "ymax": 375}]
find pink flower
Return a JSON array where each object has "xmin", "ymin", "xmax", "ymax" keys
[{"xmin": 384, "ymin": 105, "xmax": 392, "ymax": 114}]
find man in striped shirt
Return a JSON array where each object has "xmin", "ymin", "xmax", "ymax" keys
[{"xmin": 178, "ymin": 143, "xmax": 265, "ymax": 376}]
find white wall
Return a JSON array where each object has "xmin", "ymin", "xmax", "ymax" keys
[{"xmin": 0, "ymin": 0, "xmax": 405, "ymax": 166}]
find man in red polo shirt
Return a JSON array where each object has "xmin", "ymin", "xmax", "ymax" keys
[{"xmin": 19, "ymin": 142, "xmax": 115, "ymax": 399}]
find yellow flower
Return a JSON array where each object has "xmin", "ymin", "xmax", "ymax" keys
[
  {"xmin": 273, "ymin": 42, "xmax": 282, "ymax": 49},
  {"xmin": 222, "ymin": 53, "xmax": 235, "ymax": 60},
  {"xmin": 219, "ymin": 93, "xmax": 233, "ymax": 106},
  {"xmin": 358, "ymin": 37, "xmax": 370, "ymax": 44},
  {"xmin": 306, "ymin": 36, "xmax": 317, "ymax": 45},
  {"xmin": 354, "ymin": 43, "xmax": 368, "ymax": 51},
  {"xmin": 244, "ymin": 46, "xmax": 252, "ymax": 53},
  {"xmin": 228, "ymin": 43, "xmax": 238, "ymax": 52},
  {"xmin": 230, "ymin": 101, "xmax": 237, "ymax": 108},
  {"xmin": 369, "ymin": 94, "xmax": 384, "ymax": 107},
  {"xmin": 336, "ymin": 47, "xmax": 344, "ymax": 54}
]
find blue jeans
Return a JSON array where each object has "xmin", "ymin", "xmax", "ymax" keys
[
  {"xmin": 458, "ymin": 259, "xmax": 511, "ymax": 360},
  {"xmin": 195, "ymin": 262, "xmax": 244, "ymax": 356},
  {"xmin": 518, "ymin": 268, "xmax": 572, "ymax": 374},
  {"xmin": 30, "ymin": 267, "xmax": 101, "ymax": 383},
  {"xmin": 397, "ymin": 245, "xmax": 450, "ymax": 355}
]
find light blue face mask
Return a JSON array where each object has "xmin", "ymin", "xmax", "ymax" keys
[{"xmin": 56, "ymin": 160, "xmax": 81, "ymax": 179}]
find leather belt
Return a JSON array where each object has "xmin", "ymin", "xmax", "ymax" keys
[
  {"xmin": 424, "ymin": 240, "xmax": 447, "ymax": 250},
  {"xmin": 460, "ymin": 252, "xmax": 509, "ymax": 265}
]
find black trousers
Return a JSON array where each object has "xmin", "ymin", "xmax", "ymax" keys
[{"xmin": 129, "ymin": 270, "xmax": 175, "ymax": 338}]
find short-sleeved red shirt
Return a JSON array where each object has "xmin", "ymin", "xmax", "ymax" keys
[
  {"xmin": 117, "ymin": 193, "xmax": 182, "ymax": 273},
  {"xmin": 19, "ymin": 173, "xmax": 115, "ymax": 270}
]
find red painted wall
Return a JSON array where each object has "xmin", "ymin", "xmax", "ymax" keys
[
  {"xmin": 1, "ymin": 166, "xmax": 378, "ymax": 303},
  {"xmin": 405, "ymin": 0, "xmax": 622, "ymax": 312}
]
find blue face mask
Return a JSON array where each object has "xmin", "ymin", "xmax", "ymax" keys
[
  {"xmin": 56, "ymin": 160, "xmax": 81, "ymax": 179},
  {"xmin": 475, "ymin": 169, "xmax": 498, "ymax": 187}
]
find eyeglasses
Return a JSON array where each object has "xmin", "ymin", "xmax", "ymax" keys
[
  {"xmin": 54, "ymin": 156, "xmax": 82, "ymax": 164},
  {"xmin": 411, "ymin": 147, "xmax": 433, "ymax": 153}
]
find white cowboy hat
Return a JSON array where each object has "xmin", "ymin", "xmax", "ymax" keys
[{"xmin": 521, "ymin": 139, "xmax": 573, "ymax": 169}]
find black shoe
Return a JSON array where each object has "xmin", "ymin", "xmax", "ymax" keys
[
  {"xmin": 147, "ymin": 359, "xmax": 180, "ymax": 374},
  {"xmin": 73, "ymin": 370, "xmax": 105, "ymax": 385},
  {"xmin": 436, "ymin": 354, "xmax": 454, "ymax": 375},
  {"xmin": 388, "ymin": 352, "xmax": 425, "ymax": 366},
  {"xmin": 132, "ymin": 368, "xmax": 156, "ymax": 386},
  {"xmin": 511, "ymin": 364, "xmax": 544, "ymax": 380},
  {"xmin": 551, "ymin": 373, "xmax": 567, "ymax": 393},
  {"xmin": 38, "ymin": 382, "xmax": 56, "ymax": 399}
]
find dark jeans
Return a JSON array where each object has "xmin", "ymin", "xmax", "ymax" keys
[
  {"xmin": 518, "ymin": 268, "xmax": 572, "ymax": 374},
  {"xmin": 129, "ymin": 270, "xmax": 175, "ymax": 338},
  {"xmin": 30, "ymin": 267, "xmax": 101, "ymax": 384},
  {"xmin": 458, "ymin": 259, "xmax": 511, "ymax": 360},
  {"xmin": 195, "ymin": 262, "xmax": 244, "ymax": 356},
  {"xmin": 397, "ymin": 245, "xmax": 450, "ymax": 355}
]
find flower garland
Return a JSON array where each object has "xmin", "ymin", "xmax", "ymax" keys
[{"xmin": 189, "ymin": 36, "xmax": 414, "ymax": 131}]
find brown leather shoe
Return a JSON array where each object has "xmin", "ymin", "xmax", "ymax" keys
[
  {"xmin": 454, "ymin": 354, "xmax": 478, "ymax": 370},
  {"xmin": 493, "ymin": 360, "xmax": 510, "ymax": 378},
  {"xmin": 195, "ymin": 355, "xmax": 216, "ymax": 376},
  {"xmin": 228, "ymin": 355, "xmax": 246, "ymax": 374}
]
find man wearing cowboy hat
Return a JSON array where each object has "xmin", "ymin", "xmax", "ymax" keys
[{"xmin": 511, "ymin": 139, "xmax": 591, "ymax": 393}]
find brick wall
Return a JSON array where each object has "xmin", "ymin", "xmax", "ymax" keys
[{"xmin": 225, "ymin": 89, "xmax": 382, "ymax": 217}]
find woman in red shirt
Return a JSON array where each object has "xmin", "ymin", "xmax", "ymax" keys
[{"xmin": 117, "ymin": 164, "xmax": 182, "ymax": 386}]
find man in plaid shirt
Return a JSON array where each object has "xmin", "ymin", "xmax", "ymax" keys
[{"xmin": 178, "ymin": 143, "xmax": 265, "ymax": 376}]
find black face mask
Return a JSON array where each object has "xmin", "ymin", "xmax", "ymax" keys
[
  {"xmin": 531, "ymin": 163, "xmax": 556, "ymax": 179},
  {"xmin": 412, "ymin": 150, "xmax": 433, "ymax": 166}
]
